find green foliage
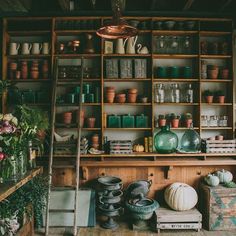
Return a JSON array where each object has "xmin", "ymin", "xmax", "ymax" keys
[
  {"xmin": 183, "ymin": 113, "xmax": 192, "ymax": 120},
  {"xmin": 203, "ymin": 89, "xmax": 213, "ymax": 96},
  {"xmin": 0, "ymin": 80, "xmax": 11, "ymax": 95},
  {"xmin": 214, "ymin": 90, "xmax": 224, "ymax": 96}
]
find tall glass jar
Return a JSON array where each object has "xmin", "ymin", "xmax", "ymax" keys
[
  {"xmin": 154, "ymin": 126, "xmax": 178, "ymax": 154},
  {"xmin": 185, "ymin": 84, "xmax": 193, "ymax": 103},
  {"xmin": 154, "ymin": 84, "xmax": 165, "ymax": 103},
  {"xmin": 171, "ymin": 83, "xmax": 180, "ymax": 103}
]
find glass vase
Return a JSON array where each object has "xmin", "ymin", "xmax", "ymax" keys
[
  {"xmin": 0, "ymin": 156, "xmax": 18, "ymax": 183},
  {"xmin": 154, "ymin": 126, "xmax": 178, "ymax": 154}
]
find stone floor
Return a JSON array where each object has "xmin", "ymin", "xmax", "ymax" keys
[{"xmin": 35, "ymin": 225, "xmax": 236, "ymax": 236}]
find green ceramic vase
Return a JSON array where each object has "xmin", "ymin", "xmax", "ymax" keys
[{"xmin": 154, "ymin": 126, "xmax": 178, "ymax": 154}]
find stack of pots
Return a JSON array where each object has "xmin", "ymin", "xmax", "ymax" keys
[
  {"xmin": 207, "ymin": 65, "xmax": 219, "ymax": 79},
  {"xmin": 30, "ymin": 60, "xmax": 39, "ymax": 79},
  {"xmin": 91, "ymin": 133, "xmax": 99, "ymax": 149},
  {"xmin": 106, "ymin": 87, "xmax": 115, "ymax": 103},
  {"xmin": 127, "ymin": 89, "xmax": 138, "ymax": 103},
  {"xmin": 116, "ymin": 93, "xmax": 126, "ymax": 103},
  {"xmin": 63, "ymin": 111, "xmax": 73, "ymax": 124}
]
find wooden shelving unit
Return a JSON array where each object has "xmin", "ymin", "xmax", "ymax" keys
[{"xmin": 2, "ymin": 16, "xmax": 235, "ymax": 192}]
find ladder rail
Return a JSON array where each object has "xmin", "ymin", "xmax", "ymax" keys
[
  {"xmin": 45, "ymin": 57, "xmax": 59, "ymax": 236},
  {"xmin": 73, "ymin": 57, "xmax": 84, "ymax": 236}
]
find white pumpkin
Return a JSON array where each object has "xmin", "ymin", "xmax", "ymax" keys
[
  {"xmin": 215, "ymin": 169, "xmax": 233, "ymax": 183},
  {"xmin": 164, "ymin": 182, "xmax": 198, "ymax": 211},
  {"xmin": 204, "ymin": 174, "xmax": 220, "ymax": 187}
]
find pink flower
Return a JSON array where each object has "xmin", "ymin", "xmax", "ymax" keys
[{"xmin": 0, "ymin": 152, "xmax": 5, "ymax": 161}]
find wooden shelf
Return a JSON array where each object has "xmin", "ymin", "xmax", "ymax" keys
[
  {"xmin": 57, "ymin": 79, "xmax": 100, "ymax": 84},
  {"xmin": 201, "ymin": 127, "xmax": 232, "ymax": 130},
  {"xmin": 154, "ymin": 78, "xmax": 198, "ymax": 82},
  {"xmin": 10, "ymin": 79, "xmax": 51, "ymax": 83},
  {"xmin": 152, "ymin": 30, "xmax": 198, "ymax": 34},
  {"xmin": 154, "ymin": 102, "xmax": 199, "ymax": 106},
  {"xmin": 0, "ymin": 167, "xmax": 43, "ymax": 202},
  {"xmin": 201, "ymin": 79, "xmax": 232, "ymax": 82},
  {"xmin": 201, "ymin": 103, "xmax": 232, "ymax": 106},
  {"xmin": 104, "ymin": 103, "xmax": 151, "ymax": 106},
  {"xmin": 7, "ymin": 54, "xmax": 51, "ymax": 58},
  {"xmin": 55, "ymin": 30, "xmax": 97, "ymax": 34},
  {"xmin": 56, "ymin": 103, "xmax": 101, "ymax": 106},
  {"xmin": 105, "ymin": 128, "xmax": 151, "ymax": 131},
  {"xmin": 103, "ymin": 54, "xmax": 151, "ymax": 57},
  {"xmin": 199, "ymin": 31, "xmax": 232, "ymax": 36},
  {"xmin": 54, "ymin": 54, "xmax": 101, "ymax": 57},
  {"xmin": 104, "ymin": 78, "xmax": 151, "ymax": 81},
  {"xmin": 25, "ymin": 103, "xmax": 50, "ymax": 107},
  {"xmin": 200, "ymin": 55, "xmax": 232, "ymax": 59},
  {"xmin": 153, "ymin": 54, "xmax": 198, "ymax": 59},
  {"xmin": 7, "ymin": 30, "xmax": 51, "ymax": 35},
  {"xmin": 155, "ymin": 127, "xmax": 199, "ymax": 130}
]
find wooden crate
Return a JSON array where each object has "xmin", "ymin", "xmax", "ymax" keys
[
  {"xmin": 201, "ymin": 139, "xmax": 236, "ymax": 153},
  {"xmin": 154, "ymin": 207, "xmax": 202, "ymax": 234},
  {"xmin": 199, "ymin": 183, "xmax": 236, "ymax": 230}
]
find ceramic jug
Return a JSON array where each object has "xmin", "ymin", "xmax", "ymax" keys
[
  {"xmin": 115, "ymin": 38, "xmax": 126, "ymax": 54},
  {"xmin": 32, "ymin": 43, "xmax": 42, "ymax": 55},
  {"xmin": 21, "ymin": 43, "xmax": 32, "ymax": 55},
  {"xmin": 137, "ymin": 44, "xmax": 149, "ymax": 54},
  {"xmin": 42, "ymin": 42, "xmax": 51, "ymax": 54},
  {"xmin": 9, "ymin": 43, "xmax": 20, "ymax": 55},
  {"xmin": 126, "ymin": 36, "xmax": 138, "ymax": 54}
]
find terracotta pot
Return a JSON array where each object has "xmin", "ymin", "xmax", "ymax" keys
[
  {"xmin": 158, "ymin": 119, "xmax": 166, "ymax": 127},
  {"xmin": 205, "ymin": 96, "xmax": 213, "ymax": 103},
  {"xmin": 106, "ymin": 92, "xmax": 115, "ymax": 103},
  {"xmin": 116, "ymin": 94, "xmax": 126, "ymax": 103},
  {"xmin": 171, "ymin": 119, "xmax": 179, "ymax": 128},
  {"xmin": 106, "ymin": 86, "xmax": 115, "ymax": 92},
  {"xmin": 207, "ymin": 68, "xmax": 219, "ymax": 79},
  {"xmin": 63, "ymin": 112, "xmax": 72, "ymax": 124},
  {"xmin": 218, "ymin": 96, "xmax": 225, "ymax": 104},
  {"xmin": 220, "ymin": 69, "xmax": 229, "ymax": 79},
  {"xmin": 127, "ymin": 93, "xmax": 137, "ymax": 103},
  {"xmin": 87, "ymin": 117, "xmax": 96, "ymax": 128},
  {"xmin": 128, "ymin": 88, "xmax": 138, "ymax": 94},
  {"xmin": 215, "ymin": 135, "xmax": 224, "ymax": 141},
  {"xmin": 91, "ymin": 134, "xmax": 99, "ymax": 143},
  {"xmin": 31, "ymin": 70, "xmax": 39, "ymax": 79},
  {"xmin": 185, "ymin": 119, "xmax": 193, "ymax": 128}
]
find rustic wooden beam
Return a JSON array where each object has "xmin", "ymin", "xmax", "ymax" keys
[
  {"xmin": 220, "ymin": 0, "xmax": 232, "ymax": 11},
  {"xmin": 183, "ymin": 0, "xmax": 195, "ymax": 11}
]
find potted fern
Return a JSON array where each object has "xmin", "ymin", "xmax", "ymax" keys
[
  {"xmin": 170, "ymin": 113, "xmax": 181, "ymax": 128},
  {"xmin": 203, "ymin": 90, "xmax": 214, "ymax": 104},
  {"xmin": 215, "ymin": 90, "xmax": 225, "ymax": 104},
  {"xmin": 183, "ymin": 113, "xmax": 193, "ymax": 128}
]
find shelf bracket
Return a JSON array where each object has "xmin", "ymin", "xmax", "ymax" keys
[{"xmin": 164, "ymin": 166, "xmax": 173, "ymax": 179}]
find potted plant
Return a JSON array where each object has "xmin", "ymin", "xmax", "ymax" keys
[
  {"xmin": 183, "ymin": 113, "xmax": 193, "ymax": 128},
  {"xmin": 170, "ymin": 113, "xmax": 181, "ymax": 128},
  {"xmin": 214, "ymin": 90, "xmax": 225, "ymax": 104},
  {"xmin": 158, "ymin": 114, "xmax": 166, "ymax": 127},
  {"xmin": 203, "ymin": 90, "xmax": 214, "ymax": 103}
]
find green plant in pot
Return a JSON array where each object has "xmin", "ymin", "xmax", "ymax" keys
[
  {"xmin": 170, "ymin": 113, "xmax": 181, "ymax": 128},
  {"xmin": 158, "ymin": 114, "xmax": 166, "ymax": 127},
  {"xmin": 214, "ymin": 90, "xmax": 225, "ymax": 104},
  {"xmin": 183, "ymin": 113, "xmax": 193, "ymax": 128},
  {"xmin": 203, "ymin": 90, "xmax": 214, "ymax": 104}
]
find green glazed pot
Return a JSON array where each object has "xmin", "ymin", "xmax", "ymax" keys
[
  {"xmin": 156, "ymin": 66, "xmax": 167, "ymax": 78},
  {"xmin": 182, "ymin": 66, "xmax": 192, "ymax": 78},
  {"xmin": 154, "ymin": 126, "xmax": 178, "ymax": 154},
  {"xmin": 169, "ymin": 66, "xmax": 179, "ymax": 78}
]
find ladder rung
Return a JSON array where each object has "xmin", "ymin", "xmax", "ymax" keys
[
  {"xmin": 49, "ymin": 209, "xmax": 75, "ymax": 213},
  {"xmin": 51, "ymin": 186, "xmax": 76, "ymax": 191}
]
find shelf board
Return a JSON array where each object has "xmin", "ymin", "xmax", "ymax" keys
[
  {"xmin": 105, "ymin": 128, "xmax": 151, "ymax": 131},
  {"xmin": 0, "ymin": 167, "xmax": 43, "ymax": 202},
  {"xmin": 82, "ymin": 128, "xmax": 101, "ymax": 131},
  {"xmin": 155, "ymin": 127, "xmax": 199, "ymax": 130},
  {"xmin": 104, "ymin": 78, "xmax": 151, "ymax": 82},
  {"xmin": 9, "ymin": 79, "xmax": 51, "ymax": 83},
  {"xmin": 153, "ymin": 54, "xmax": 198, "ymax": 59},
  {"xmin": 56, "ymin": 103, "xmax": 100, "ymax": 107},
  {"xmin": 154, "ymin": 78, "xmax": 198, "ymax": 82},
  {"xmin": 200, "ymin": 55, "xmax": 232, "ymax": 59},
  {"xmin": 138, "ymin": 30, "xmax": 152, "ymax": 33},
  {"xmin": 201, "ymin": 79, "xmax": 232, "ymax": 82},
  {"xmin": 201, "ymin": 127, "xmax": 232, "ymax": 130},
  {"xmin": 104, "ymin": 103, "xmax": 151, "ymax": 106},
  {"xmin": 199, "ymin": 31, "xmax": 232, "ymax": 36},
  {"xmin": 54, "ymin": 54, "xmax": 101, "ymax": 57},
  {"xmin": 55, "ymin": 30, "xmax": 97, "ymax": 34},
  {"xmin": 7, "ymin": 54, "xmax": 51, "ymax": 58},
  {"xmin": 25, "ymin": 103, "xmax": 50, "ymax": 106},
  {"xmin": 81, "ymin": 157, "xmax": 236, "ymax": 167},
  {"xmin": 154, "ymin": 102, "xmax": 199, "ymax": 106},
  {"xmin": 152, "ymin": 30, "xmax": 198, "ymax": 34},
  {"xmin": 7, "ymin": 30, "xmax": 51, "ymax": 35},
  {"xmin": 55, "ymin": 126, "xmax": 100, "ymax": 131},
  {"xmin": 103, "ymin": 54, "xmax": 151, "ymax": 57},
  {"xmin": 201, "ymin": 103, "xmax": 232, "ymax": 106},
  {"xmin": 57, "ymin": 79, "xmax": 100, "ymax": 84}
]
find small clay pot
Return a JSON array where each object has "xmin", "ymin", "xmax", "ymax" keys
[
  {"xmin": 87, "ymin": 117, "xmax": 96, "ymax": 128},
  {"xmin": 31, "ymin": 69, "xmax": 39, "ymax": 79},
  {"xmin": 106, "ymin": 92, "xmax": 115, "ymax": 103},
  {"xmin": 217, "ymin": 96, "xmax": 225, "ymax": 104},
  {"xmin": 128, "ymin": 88, "xmax": 138, "ymax": 94},
  {"xmin": 215, "ymin": 135, "xmax": 224, "ymax": 141},
  {"xmin": 127, "ymin": 93, "xmax": 137, "ymax": 103},
  {"xmin": 91, "ymin": 134, "xmax": 99, "ymax": 143},
  {"xmin": 106, "ymin": 86, "xmax": 115, "ymax": 92},
  {"xmin": 205, "ymin": 95, "xmax": 213, "ymax": 104},
  {"xmin": 116, "ymin": 94, "xmax": 126, "ymax": 103},
  {"xmin": 185, "ymin": 119, "xmax": 193, "ymax": 128},
  {"xmin": 220, "ymin": 68, "xmax": 229, "ymax": 79},
  {"xmin": 63, "ymin": 112, "xmax": 72, "ymax": 124},
  {"xmin": 171, "ymin": 119, "xmax": 179, "ymax": 128},
  {"xmin": 158, "ymin": 119, "xmax": 166, "ymax": 127},
  {"xmin": 140, "ymin": 97, "xmax": 148, "ymax": 103},
  {"xmin": 207, "ymin": 68, "xmax": 219, "ymax": 79}
]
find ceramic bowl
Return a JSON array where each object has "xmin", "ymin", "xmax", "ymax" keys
[{"xmin": 164, "ymin": 20, "xmax": 175, "ymax": 30}]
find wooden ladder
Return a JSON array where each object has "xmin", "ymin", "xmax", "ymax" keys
[{"xmin": 45, "ymin": 57, "xmax": 84, "ymax": 236}]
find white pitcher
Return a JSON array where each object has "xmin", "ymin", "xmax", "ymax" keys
[
  {"xmin": 115, "ymin": 38, "xmax": 126, "ymax": 54},
  {"xmin": 126, "ymin": 36, "xmax": 138, "ymax": 54},
  {"xmin": 21, "ymin": 43, "xmax": 32, "ymax": 55},
  {"xmin": 32, "ymin": 43, "xmax": 42, "ymax": 55},
  {"xmin": 42, "ymin": 42, "xmax": 51, "ymax": 55},
  {"xmin": 9, "ymin": 42, "xmax": 20, "ymax": 55}
]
